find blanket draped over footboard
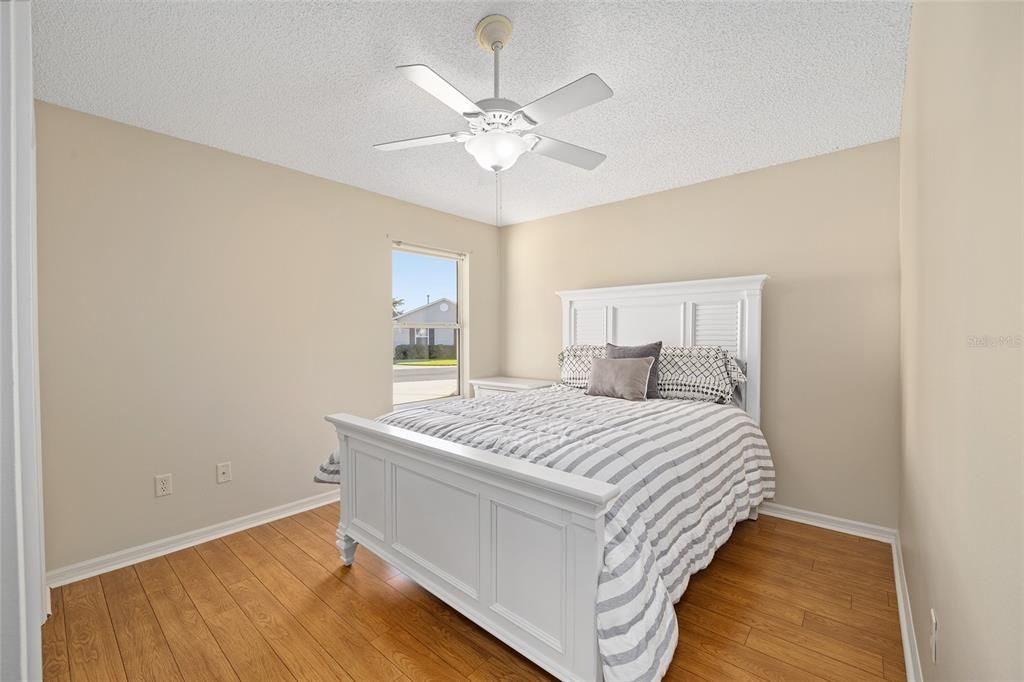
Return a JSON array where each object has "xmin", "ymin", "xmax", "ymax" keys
[{"xmin": 316, "ymin": 385, "xmax": 775, "ymax": 682}]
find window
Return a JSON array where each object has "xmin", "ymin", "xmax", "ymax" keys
[{"xmin": 392, "ymin": 244, "xmax": 463, "ymax": 405}]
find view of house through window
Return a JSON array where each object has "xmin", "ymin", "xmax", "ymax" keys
[{"xmin": 392, "ymin": 246, "xmax": 460, "ymax": 405}]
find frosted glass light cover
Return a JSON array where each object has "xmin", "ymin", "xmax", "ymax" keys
[{"xmin": 465, "ymin": 131, "xmax": 528, "ymax": 172}]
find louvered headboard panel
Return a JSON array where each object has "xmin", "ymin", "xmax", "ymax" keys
[{"xmin": 558, "ymin": 275, "xmax": 768, "ymax": 423}]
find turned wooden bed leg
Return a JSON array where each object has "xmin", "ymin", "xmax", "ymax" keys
[{"xmin": 337, "ymin": 528, "xmax": 357, "ymax": 566}]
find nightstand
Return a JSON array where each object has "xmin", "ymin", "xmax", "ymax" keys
[{"xmin": 468, "ymin": 376, "xmax": 555, "ymax": 398}]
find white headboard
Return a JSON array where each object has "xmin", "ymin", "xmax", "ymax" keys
[{"xmin": 556, "ymin": 275, "xmax": 768, "ymax": 423}]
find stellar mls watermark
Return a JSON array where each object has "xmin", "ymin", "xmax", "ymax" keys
[{"xmin": 967, "ymin": 334, "xmax": 1022, "ymax": 349}]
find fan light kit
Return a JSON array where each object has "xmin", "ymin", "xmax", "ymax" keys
[{"xmin": 374, "ymin": 15, "xmax": 613, "ymax": 173}]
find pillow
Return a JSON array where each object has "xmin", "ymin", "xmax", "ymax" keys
[
  {"xmin": 557, "ymin": 344, "xmax": 606, "ymax": 389},
  {"xmin": 586, "ymin": 357, "xmax": 655, "ymax": 401},
  {"xmin": 725, "ymin": 352, "xmax": 747, "ymax": 385},
  {"xmin": 606, "ymin": 341, "xmax": 662, "ymax": 398},
  {"xmin": 658, "ymin": 345, "xmax": 738, "ymax": 403},
  {"xmin": 724, "ymin": 352, "xmax": 748, "ymax": 404}
]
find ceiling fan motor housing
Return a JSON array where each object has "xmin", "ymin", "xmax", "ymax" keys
[
  {"xmin": 469, "ymin": 99, "xmax": 527, "ymax": 135},
  {"xmin": 475, "ymin": 98, "xmax": 519, "ymax": 113}
]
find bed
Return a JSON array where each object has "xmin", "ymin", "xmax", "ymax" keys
[{"xmin": 320, "ymin": 275, "xmax": 774, "ymax": 682}]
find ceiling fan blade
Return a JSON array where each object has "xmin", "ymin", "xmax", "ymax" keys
[
  {"xmin": 515, "ymin": 74, "xmax": 612, "ymax": 126},
  {"xmin": 527, "ymin": 135, "xmax": 607, "ymax": 170},
  {"xmin": 374, "ymin": 132, "xmax": 465, "ymax": 151},
  {"xmin": 397, "ymin": 64, "xmax": 484, "ymax": 118}
]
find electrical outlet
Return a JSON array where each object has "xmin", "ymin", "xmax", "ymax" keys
[
  {"xmin": 155, "ymin": 474, "xmax": 172, "ymax": 497},
  {"xmin": 216, "ymin": 462, "xmax": 232, "ymax": 484},
  {"xmin": 930, "ymin": 608, "xmax": 939, "ymax": 663}
]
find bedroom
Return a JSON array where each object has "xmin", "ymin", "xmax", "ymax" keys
[{"xmin": 1, "ymin": 2, "xmax": 1020, "ymax": 681}]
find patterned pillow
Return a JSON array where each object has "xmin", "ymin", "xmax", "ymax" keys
[
  {"xmin": 724, "ymin": 353, "xmax": 747, "ymax": 404},
  {"xmin": 557, "ymin": 345, "xmax": 606, "ymax": 389},
  {"xmin": 658, "ymin": 346, "xmax": 738, "ymax": 403},
  {"xmin": 725, "ymin": 353, "xmax": 747, "ymax": 385}
]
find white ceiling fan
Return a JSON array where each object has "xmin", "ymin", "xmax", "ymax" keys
[{"xmin": 374, "ymin": 15, "xmax": 613, "ymax": 173}]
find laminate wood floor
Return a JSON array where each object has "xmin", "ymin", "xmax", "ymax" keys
[{"xmin": 43, "ymin": 505, "xmax": 904, "ymax": 681}]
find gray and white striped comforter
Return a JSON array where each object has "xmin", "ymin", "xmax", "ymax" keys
[{"xmin": 315, "ymin": 385, "xmax": 775, "ymax": 682}]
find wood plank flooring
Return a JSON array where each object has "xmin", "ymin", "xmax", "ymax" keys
[{"xmin": 43, "ymin": 505, "xmax": 904, "ymax": 681}]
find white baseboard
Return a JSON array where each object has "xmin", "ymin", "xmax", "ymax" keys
[
  {"xmin": 47, "ymin": 490, "xmax": 339, "ymax": 588},
  {"xmin": 891, "ymin": 532, "xmax": 924, "ymax": 682},
  {"xmin": 757, "ymin": 502, "xmax": 922, "ymax": 681},
  {"xmin": 758, "ymin": 502, "xmax": 898, "ymax": 543}
]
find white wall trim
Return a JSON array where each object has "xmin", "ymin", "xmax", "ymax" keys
[
  {"xmin": 1, "ymin": 2, "xmax": 46, "ymax": 680},
  {"xmin": 47, "ymin": 490, "xmax": 339, "ymax": 587},
  {"xmin": 758, "ymin": 502, "xmax": 922, "ymax": 681},
  {"xmin": 759, "ymin": 502, "xmax": 897, "ymax": 543},
  {"xmin": 891, "ymin": 531, "xmax": 924, "ymax": 682}
]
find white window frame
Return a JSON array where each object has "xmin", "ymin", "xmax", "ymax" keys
[{"xmin": 392, "ymin": 242, "xmax": 467, "ymax": 408}]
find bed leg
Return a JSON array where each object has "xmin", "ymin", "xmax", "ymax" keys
[
  {"xmin": 748, "ymin": 507, "xmax": 759, "ymax": 521},
  {"xmin": 337, "ymin": 529, "xmax": 358, "ymax": 566}
]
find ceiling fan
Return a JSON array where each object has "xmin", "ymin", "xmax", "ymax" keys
[{"xmin": 374, "ymin": 15, "xmax": 613, "ymax": 173}]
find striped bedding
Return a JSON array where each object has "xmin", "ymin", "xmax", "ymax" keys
[{"xmin": 315, "ymin": 385, "xmax": 775, "ymax": 681}]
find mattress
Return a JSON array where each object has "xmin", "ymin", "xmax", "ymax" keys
[{"xmin": 316, "ymin": 385, "xmax": 775, "ymax": 682}]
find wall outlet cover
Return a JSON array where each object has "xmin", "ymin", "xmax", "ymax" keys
[
  {"xmin": 216, "ymin": 462, "xmax": 232, "ymax": 484},
  {"xmin": 155, "ymin": 474, "xmax": 172, "ymax": 497}
]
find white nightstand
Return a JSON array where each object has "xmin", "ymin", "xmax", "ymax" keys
[{"xmin": 468, "ymin": 376, "xmax": 554, "ymax": 398}]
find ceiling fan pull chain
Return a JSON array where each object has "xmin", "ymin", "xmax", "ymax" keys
[{"xmin": 491, "ymin": 169, "xmax": 499, "ymax": 225}]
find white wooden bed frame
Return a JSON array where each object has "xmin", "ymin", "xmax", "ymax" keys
[{"xmin": 325, "ymin": 274, "xmax": 767, "ymax": 681}]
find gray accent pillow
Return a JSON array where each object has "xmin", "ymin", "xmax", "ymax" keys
[
  {"xmin": 585, "ymin": 357, "xmax": 655, "ymax": 401},
  {"xmin": 607, "ymin": 341, "xmax": 662, "ymax": 398}
]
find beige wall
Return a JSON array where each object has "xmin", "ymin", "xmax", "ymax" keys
[
  {"xmin": 501, "ymin": 141, "xmax": 902, "ymax": 526},
  {"xmin": 36, "ymin": 103, "xmax": 500, "ymax": 570},
  {"xmin": 899, "ymin": 3, "xmax": 1023, "ymax": 679}
]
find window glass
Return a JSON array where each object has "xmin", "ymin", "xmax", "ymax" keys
[{"xmin": 392, "ymin": 249, "xmax": 460, "ymax": 405}]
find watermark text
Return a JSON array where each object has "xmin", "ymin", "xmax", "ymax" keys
[{"xmin": 967, "ymin": 334, "xmax": 1022, "ymax": 349}]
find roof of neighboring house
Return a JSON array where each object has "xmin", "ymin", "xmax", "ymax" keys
[{"xmin": 393, "ymin": 298, "xmax": 455, "ymax": 322}]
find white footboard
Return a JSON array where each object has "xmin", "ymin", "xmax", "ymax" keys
[{"xmin": 326, "ymin": 414, "xmax": 619, "ymax": 682}]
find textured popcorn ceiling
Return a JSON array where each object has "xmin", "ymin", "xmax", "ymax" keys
[{"xmin": 33, "ymin": 1, "xmax": 910, "ymax": 226}]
